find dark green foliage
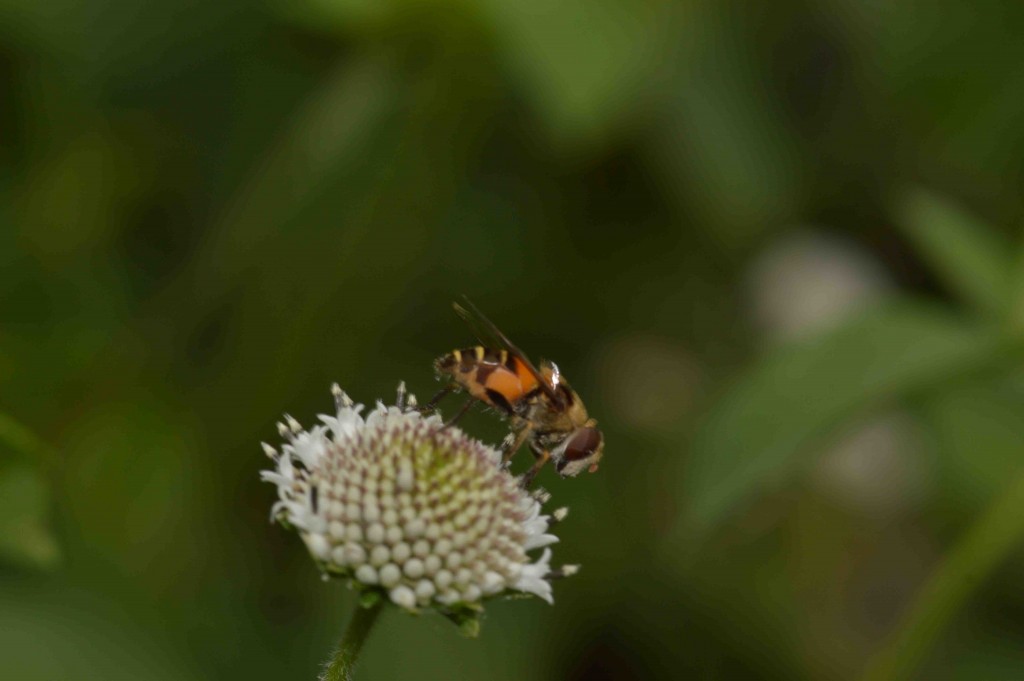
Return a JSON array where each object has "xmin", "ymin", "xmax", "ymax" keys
[{"xmin": 3, "ymin": 2, "xmax": 1024, "ymax": 680}]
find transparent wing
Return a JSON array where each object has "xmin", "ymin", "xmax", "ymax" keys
[{"xmin": 452, "ymin": 296, "xmax": 562, "ymax": 406}]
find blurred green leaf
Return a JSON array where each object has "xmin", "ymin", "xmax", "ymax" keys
[
  {"xmin": 946, "ymin": 626, "xmax": 1024, "ymax": 681},
  {"xmin": 0, "ymin": 462, "xmax": 59, "ymax": 569},
  {"xmin": 863, "ymin": 467, "xmax": 1024, "ymax": 681},
  {"xmin": 0, "ymin": 413, "xmax": 59, "ymax": 569},
  {"xmin": 274, "ymin": 0, "xmax": 394, "ymax": 33},
  {"xmin": 0, "ymin": 412, "xmax": 58, "ymax": 467},
  {"xmin": 684, "ymin": 302, "xmax": 1005, "ymax": 533},
  {"xmin": 198, "ymin": 54, "xmax": 402, "ymax": 293},
  {"xmin": 920, "ymin": 380, "xmax": 1024, "ymax": 521},
  {"xmin": 479, "ymin": 0, "xmax": 673, "ymax": 148},
  {"xmin": 646, "ymin": 2, "xmax": 804, "ymax": 245},
  {"xmin": 895, "ymin": 189, "xmax": 1013, "ymax": 317},
  {"xmin": 280, "ymin": 0, "xmax": 672, "ymax": 149}
]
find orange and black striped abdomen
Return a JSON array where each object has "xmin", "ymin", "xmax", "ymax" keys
[{"xmin": 434, "ymin": 346, "xmax": 541, "ymax": 415}]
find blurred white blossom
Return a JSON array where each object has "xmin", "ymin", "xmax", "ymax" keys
[
  {"xmin": 747, "ymin": 232, "xmax": 891, "ymax": 342},
  {"xmin": 812, "ymin": 412, "xmax": 931, "ymax": 519}
]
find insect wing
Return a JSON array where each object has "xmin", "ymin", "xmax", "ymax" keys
[{"xmin": 452, "ymin": 297, "xmax": 563, "ymax": 406}]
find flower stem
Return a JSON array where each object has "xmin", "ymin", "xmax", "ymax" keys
[
  {"xmin": 862, "ymin": 469, "xmax": 1024, "ymax": 681},
  {"xmin": 321, "ymin": 599, "xmax": 384, "ymax": 681}
]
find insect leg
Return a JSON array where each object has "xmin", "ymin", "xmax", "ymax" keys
[
  {"xmin": 519, "ymin": 450, "xmax": 551, "ymax": 489},
  {"xmin": 501, "ymin": 425, "xmax": 532, "ymax": 464},
  {"xmin": 442, "ymin": 398, "xmax": 475, "ymax": 428},
  {"xmin": 421, "ymin": 385, "xmax": 455, "ymax": 415}
]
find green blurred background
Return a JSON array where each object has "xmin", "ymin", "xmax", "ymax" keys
[{"xmin": 4, "ymin": 1, "xmax": 1024, "ymax": 679}]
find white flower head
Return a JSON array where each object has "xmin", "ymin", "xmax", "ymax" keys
[{"xmin": 261, "ymin": 383, "xmax": 575, "ymax": 622}]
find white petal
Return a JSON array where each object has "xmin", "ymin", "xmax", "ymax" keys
[
  {"xmin": 259, "ymin": 471, "xmax": 291, "ymax": 487},
  {"xmin": 524, "ymin": 532, "xmax": 559, "ymax": 550},
  {"xmin": 514, "ymin": 548, "xmax": 554, "ymax": 604}
]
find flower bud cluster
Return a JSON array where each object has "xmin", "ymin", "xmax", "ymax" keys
[{"xmin": 262, "ymin": 384, "xmax": 568, "ymax": 610}]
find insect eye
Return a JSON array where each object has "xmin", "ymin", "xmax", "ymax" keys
[{"xmin": 556, "ymin": 427, "xmax": 603, "ymax": 475}]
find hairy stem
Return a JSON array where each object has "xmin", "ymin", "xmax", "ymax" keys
[{"xmin": 321, "ymin": 600, "xmax": 384, "ymax": 681}]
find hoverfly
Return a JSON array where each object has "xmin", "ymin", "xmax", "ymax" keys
[{"xmin": 426, "ymin": 298, "xmax": 603, "ymax": 487}]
